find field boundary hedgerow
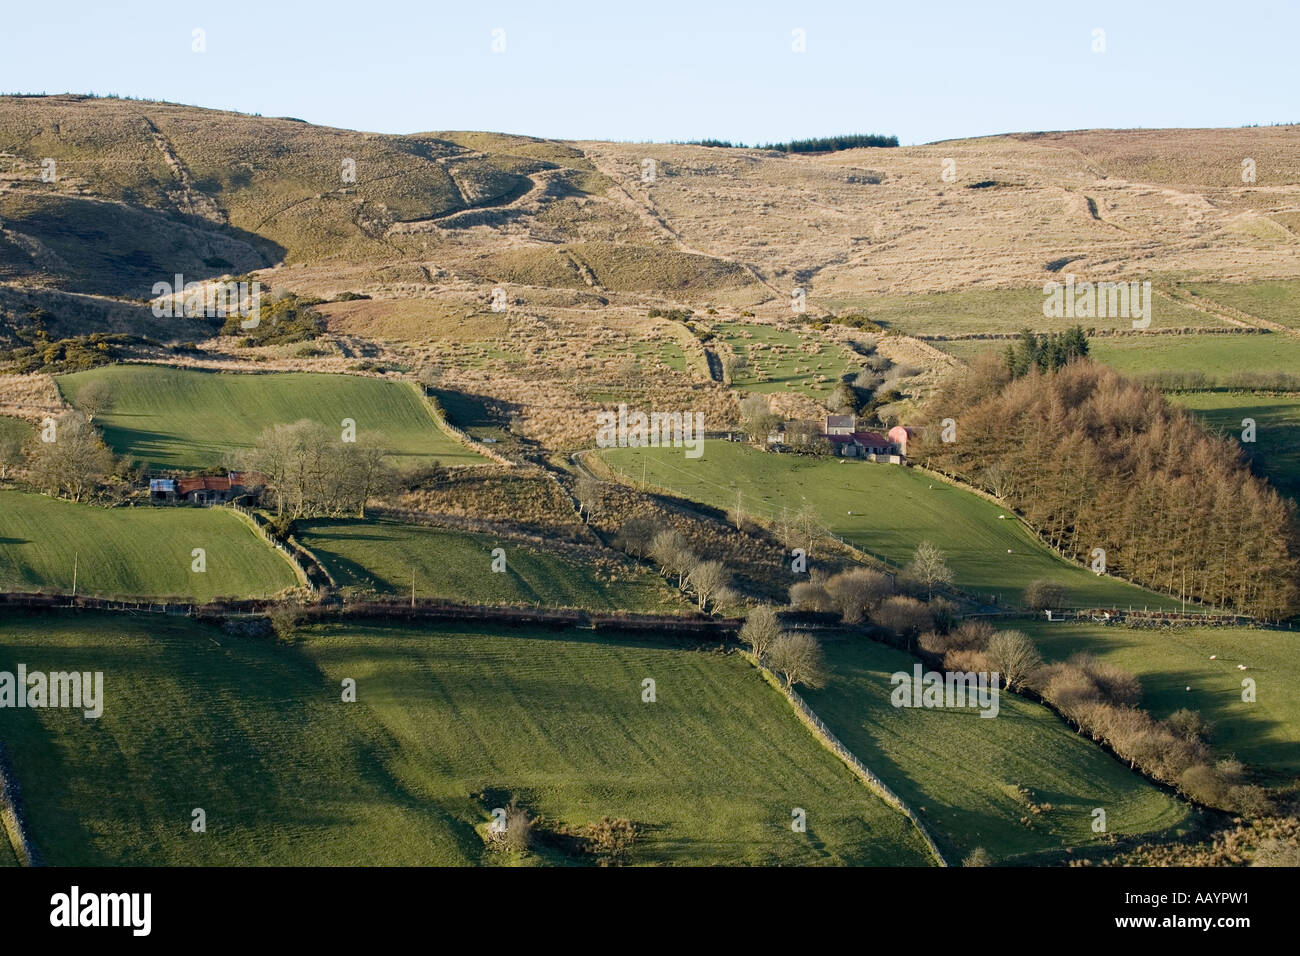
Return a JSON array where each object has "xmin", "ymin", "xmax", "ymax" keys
[
  {"xmin": 0, "ymin": 591, "xmax": 738, "ymax": 634},
  {"xmin": 741, "ymin": 650, "xmax": 948, "ymax": 867}
]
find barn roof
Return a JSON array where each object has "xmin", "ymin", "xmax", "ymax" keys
[{"xmin": 176, "ymin": 476, "xmax": 233, "ymax": 495}]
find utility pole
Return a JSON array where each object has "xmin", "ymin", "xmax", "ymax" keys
[
  {"xmin": 411, "ymin": 568, "xmax": 416, "ymax": 608},
  {"xmin": 72, "ymin": 552, "xmax": 78, "ymax": 598}
]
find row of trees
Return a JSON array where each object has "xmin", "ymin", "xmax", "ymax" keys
[
  {"xmin": 1003, "ymin": 326, "xmax": 1089, "ymax": 378},
  {"xmin": 616, "ymin": 519, "xmax": 735, "ymax": 613},
  {"xmin": 248, "ymin": 420, "xmax": 395, "ymax": 519},
  {"xmin": 739, "ymin": 606, "xmax": 829, "ymax": 689},
  {"xmin": 921, "ymin": 357, "xmax": 1299, "ymax": 619},
  {"xmin": 919, "ymin": 619, "xmax": 1269, "ymax": 814}
]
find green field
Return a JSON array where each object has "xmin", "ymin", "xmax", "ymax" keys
[
  {"xmin": 600, "ymin": 443, "xmax": 1176, "ymax": 609},
  {"xmin": 57, "ymin": 365, "xmax": 485, "ymax": 470},
  {"xmin": 826, "ymin": 287, "xmax": 1221, "ymax": 337},
  {"xmin": 1183, "ymin": 280, "xmax": 1300, "ymax": 329},
  {"xmin": 1019, "ymin": 621, "xmax": 1300, "ymax": 778},
  {"xmin": 1171, "ymin": 392, "xmax": 1300, "ymax": 502},
  {"xmin": 803, "ymin": 638, "xmax": 1191, "ymax": 863},
  {"xmin": 933, "ymin": 333, "xmax": 1300, "ymax": 379},
  {"xmin": 0, "ymin": 612, "xmax": 934, "ymax": 865},
  {"xmin": 714, "ymin": 322, "xmax": 858, "ymax": 396},
  {"xmin": 0, "ymin": 490, "xmax": 299, "ymax": 599},
  {"xmin": 297, "ymin": 518, "xmax": 684, "ymax": 613}
]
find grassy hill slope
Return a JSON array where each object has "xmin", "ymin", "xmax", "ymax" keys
[
  {"xmin": 0, "ymin": 490, "xmax": 299, "ymax": 599},
  {"xmin": 600, "ymin": 442, "xmax": 1177, "ymax": 609},
  {"xmin": 0, "ymin": 612, "xmax": 935, "ymax": 866},
  {"xmin": 58, "ymin": 365, "xmax": 484, "ymax": 470}
]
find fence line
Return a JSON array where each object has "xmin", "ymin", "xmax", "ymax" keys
[
  {"xmin": 741, "ymin": 652, "xmax": 948, "ymax": 867},
  {"xmin": 0, "ymin": 742, "xmax": 40, "ymax": 866},
  {"xmin": 223, "ymin": 504, "xmax": 315, "ymax": 590},
  {"xmin": 408, "ymin": 382, "xmax": 514, "ymax": 467}
]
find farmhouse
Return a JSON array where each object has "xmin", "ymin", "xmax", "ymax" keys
[
  {"xmin": 760, "ymin": 417, "xmax": 914, "ymax": 462},
  {"xmin": 825, "ymin": 414, "xmax": 855, "ymax": 436}
]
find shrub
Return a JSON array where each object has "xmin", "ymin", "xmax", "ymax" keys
[
  {"xmin": 583, "ymin": 817, "xmax": 639, "ymax": 865},
  {"xmin": 824, "ymin": 568, "xmax": 893, "ymax": 624},
  {"xmin": 788, "ymin": 580, "xmax": 835, "ymax": 613},
  {"xmin": 1167, "ymin": 708, "xmax": 1213, "ymax": 743},
  {"xmin": 963, "ymin": 847, "xmax": 992, "ymax": 867},
  {"xmin": 1252, "ymin": 839, "xmax": 1300, "ymax": 866},
  {"xmin": 1227, "ymin": 785, "xmax": 1271, "ymax": 817},
  {"xmin": 1023, "ymin": 579, "xmax": 1066, "ymax": 611},
  {"xmin": 873, "ymin": 595, "xmax": 933, "ymax": 644},
  {"xmin": 267, "ymin": 602, "xmax": 303, "ymax": 644},
  {"xmin": 944, "ymin": 649, "xmax": 991, "ymax": 672}
]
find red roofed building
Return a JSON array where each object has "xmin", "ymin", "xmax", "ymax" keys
[
  {"xmin": 852, "ymin": 431, "xmax": 892, "ymax": 455},
  {"xmin": 153, "ymin": 472, "xmax": 266, "ymax": 504}
]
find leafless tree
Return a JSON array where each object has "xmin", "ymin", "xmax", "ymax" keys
[
  {"xmin": 649, "ymin": 528, "xmax": 697, "ymax": 589},
  {"xmin": 788, "ymin": 580, "xmax": 835, "ymax": 613},
  {"xmin": 76, "ymin": 380, "xmax": 116, "ymax": 420},
  {"xmin": 739, "ymin": 605, "xmax": 784, "ymax": 662},
  {"xmin": 24, "ymin": 413, "xmax": 114, "ymax": 501},
  {"xmin": 903, "ymin": 541, "xmax": 954, "ymax": 600},
  {"xmin": 739, "ymin": 393, "xmax": 779, "ymax": 441},
  {"xmin": 687, "ymin": 559, "xmax": 730, "ymax": 612},
  {"xmin": 767, "ymin": 631, "xmax": 829, "ymax": 690},
  {"xmin": 825, "ymin": 568, "xmax": 894, "ymax": 623},
  {"xmin": 985, "ymin": 630, "xmax": 1043, "ymax": 691},
  {"xmin": 574, "ymin": 477, "xmax": 606, "ymax": 524}
]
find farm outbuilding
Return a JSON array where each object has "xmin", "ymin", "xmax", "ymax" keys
[
  {"xmin": 888, "ymin": 425, "xmax": 916, "ymax": 456},
  {"xmin": 149, "ymin": 472, "xmax": 265, "ymax": 505}
]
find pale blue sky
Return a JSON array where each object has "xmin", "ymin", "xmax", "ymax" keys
[{"xmin": 3, "ymin": 0, "xmax": 1294, "ymax": 144}]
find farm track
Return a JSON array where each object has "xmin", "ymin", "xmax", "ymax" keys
[
  {"xmin": 582, "ymin": 147, "xmax": 784, "ymax": 304},
  {"xmin": 1158, "ymin": 284, "xmax": 1297, "ymax": 335}
]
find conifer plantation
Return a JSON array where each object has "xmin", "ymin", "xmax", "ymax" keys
[{"xmin": 921, "ymin": 356, "xmax": 1300, "ymax": 619}]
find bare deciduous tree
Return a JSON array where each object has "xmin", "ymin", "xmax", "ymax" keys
[
  {"xmin": 76, "ymin": 380, "xmax": 115, "ymax": 420},
  {"xmin": 985, "ymin": 630, "xmax": 1043, "ymax": 691},
  {"xmin": 739, "ymin": 605, "xmax": 784, "ymax": 662},
  {"xmin": 903, "ymin": 541, "xmax": 954, "ymax": 600},
  {"xmin": 574, "ymin": 477, "xmax": 606, "ymax": 524},
  {"xmin": 24, "ymin": 413, "xmax": 114, "ymax": 501},
  {"xmin": 248, "ymin": 419, "xmax": 394, "ymax": 518},
  {"xmin": 824, "ymin": 568, "xmax": 895, "ymax": 624},
  {"xmin": 739, "ymin": 393, "xmax": 779, "ymax": 442},
  {"xmin": 788, "ymin": 580, "xmax": 835, "ymax": 613},
  {"xmin": 686, "ymin": 559, "xmax": 730, "ymax": 612},
  {"xmin": 649, "ymin": 528, "xmax": 697, "ymax": 589},
  {"xmin": 767, "ymin": 631, "xmax": 829, "ymax": 690}
]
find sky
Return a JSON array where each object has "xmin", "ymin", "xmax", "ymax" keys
[{"xmin": 2, "ymin": 0, "xmax": 1295, "ymax": 145}]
